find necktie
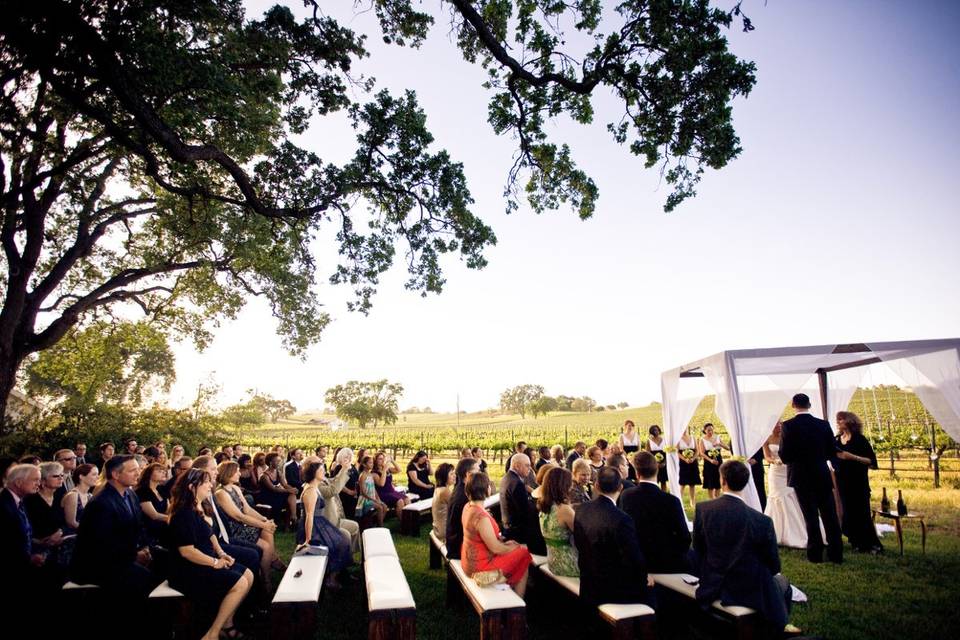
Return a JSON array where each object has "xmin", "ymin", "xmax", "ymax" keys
[{"xmin": 18, "ymin": 500, "xmax": 32, "ymax": 556}]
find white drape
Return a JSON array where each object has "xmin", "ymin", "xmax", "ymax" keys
[{"xmin": 661, "ymin": 368, "xmax": 709, "ymax": 506}]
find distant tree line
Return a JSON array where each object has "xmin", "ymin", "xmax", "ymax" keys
[{"xmin": 499, "ymin": 384, "xmax": 629, "ymax": 418}]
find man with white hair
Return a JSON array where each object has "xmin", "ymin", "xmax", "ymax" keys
[
  {"xmin": 499, "ymin": 454, "xmax": 546, "ymax": 555},
  {"xmin": 1, "ymin": 464, "xmax": 46, "ymax": 602}
]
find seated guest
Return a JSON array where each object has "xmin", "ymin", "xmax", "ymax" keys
[
  {"xmin": 71, "ymin": 456, "xmax": 162, "ymax": 604},
  {"xmin": 356, "ymin": 455, "xmax": 389, "ymax": 528},
  {"xmin": 136, "ymin": 462, "xmax": 169, "ymax": 545},
  {"xmin": 54, "ymin": 449, "xmax": 78, "ymax": 493},
  {"xmin": 161, "ymin": 455, "xmax": 193, "ymax": 500},
  {"xmin": 297, "ymin": 461, "xmax": 353, "ymax": 589},
  {"xmin": 237, "ymin": 454, "xmax": 257, "ymax": 497},
  {"xmin": 504, "ymin": 440, "xmax": 527, "ymax": 472},
  {"xmin": 530, "ymin": 462, "xmax": 553, "ymax": 500},
  {"xmin": 75, "ymin": 443, "xmax": 88, "ymax": 465},
  {"xmin": 373, "ymin": 451, "xmax": 411, "ymax": 519},
  {"xmin": 550, "ymin": 444, "xmax": 565, "ymax": 467},
  {"xmin": 522, "ymin": 447, "xmax": 539, "ymax": 490},
  {"xmin": 406, "ymin": 451, "xmax": 435, "ymax": 500},
  {"xmin": 619, "ymin": 452, "xmax": 692, "ymax": 573},
  {"xmin": 431, "ymin": 463, "xmax": 455, "ymax": 540},
  {"xmin": 445, "ymin": 457, "xmax": 479, "ymax": 560},
  {"xmin": 169, "ymin": 469, "xmax": 254, "ymax": 640},
  {"xmin": 606, "ymin": 453, "xmax": 636, "ymax": 491},
  {"xmin": 586, "ymin": 446, "xmax": 604, "ymax": 482},
  {"xmin": 19, "ymin": 454, "xmax": 41, "ymax": 466},
  {"xmin": 259, "ymin": 452, "xmax": 298, "ymax": 529},
  {"xmin": 143, "ymin": 446, "xmax": 161, "ymax": 465},
  {"xmin": 214, "ymin": 461, "xmax": 283, "ymax": 584},
  {"xmin": 500, "ymin": 454, "xmax": 547, "ymax": 555},
  {"xmin": 318, "ymin": 448, "xmax": 361, "ymax": 553},
  {"xmin": 314, "ymin": 445, "xmax": 329, "ymax": 477},
  {"xmin": 537, "ymin": 467, "xmax": 579, "ymax": 577},
  {"xmin": 569, "ymin": 459, "xmax": 593, "ymax": 506},
  {"xmin": 0, "ymin": 464, "xmax": 50, "ymax": 603},
  {"xmin": 566, "ymin": 441, "xmax": 586, "ymax": 469},
  {"xmin": 98, "ymin": 442, "xmax": 115, "ymax": 465},
  {"xmin": 470, "ymin": 447, "xmax": 488, "ymax": 474},
  {"xmin": 462, "ymin": 472, "xmax": 533, "ymax": 597},
  {"xmin": 333, "ymin": 450, "xmax": 360, "ymax": 521},
  {"xmin": 62, "ymin": 463, "xmax": 98, "ymax": 533},
  {"xmin": 284, "ymin": 449, "xmax": 304, "ymax": 494},
  {"xmin": 693, "ymin": 461, "xmax": 794, "ymax": 636},
  {"xmin": 574, "ymin": 467, "xmax": 652, "ymax": 608},
  {"xmin": 535, "ymin": 446, "xmax": 551, "ymax": 472},
  {"xmin": 24, "ymin": 461, "xmax": 66, "ymax": 555}
]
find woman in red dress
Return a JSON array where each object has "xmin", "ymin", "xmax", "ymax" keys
[{"xmin": 461, "ymin": 472, "xmax": 532, "ymax": 596}]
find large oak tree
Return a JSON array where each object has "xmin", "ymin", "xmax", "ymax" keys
[{"xmin": 0, "ymin": 0, "xmax": 755, "ymax": 421}]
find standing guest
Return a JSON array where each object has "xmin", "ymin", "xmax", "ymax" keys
[
  {"xmin": 356, "ymin": 455, "xmax": 388, "ymax": 528},
  {"xmin": 677, "ymin": 427, "xmax": 701, "ymax": 511},
  {"xmin": 620, "ymin": 420, "xmax": 641, "ymax": 453},
  {"xmin": 550, "ymin": 444, "xmax": 565, "ymax": 467},
  {"xmin": 373, "ymin": 452, "xmax": 411, "ymax": 519},
  {"xmin": 54, "ymin": 449, "xmax": 78, "ymax": 492},
  {"xmin": 317, "ymin": 448, "xmax": 361, "ymax": 553},
  {"xmin": 471, "ymin": 447, "xmax": 488, "ymax": 474},
  {"xmin": 574, "ymin": 467, "xmax": 652, "ymax": 608},
  {"xmin": 297, "ymin": 461, "xmax": 352, "ymax": 589},
  {"xmin": 586, "ymin": 446, "xmax": 604, "ymax": 482},
  {"xmin": 778, "ymin": 393, "xmax": 844, "ymax": 564},
  {"xmin": 74, "ymin": 443, "xmax": 88, "ymax": 465},
  {"xmin": 168, "ymin": 469, "xmax": 253, "ymax": 640},
  {"xmin": 63, "ymin": 464, "xmax": 98, "ymax": 533},
  {"xmin": 569, "ymin": 459, "xmax": 593, "ymax": 506},
  {"xmin": 0, "ymin": 464, "xmax": 49, "ymax": 603},
  {"xmin": 432, "ymin": 463, "xmax": 456, "ymax": 540},
  {"xmin": 445, "ymin": 457, "xmax": 479, "ymax": 560},
  {"xmin": 462, "ymin": 472, "xmax": 533, "ymax": 597},
  {"xmin": 161, "ymin": 456, "xmax": 193, "ymax": 500},
  {"xmin": 535, "ymin": 447, "xmax": 552, "ymax": 472},
  {"xmin": 606, "ymin": 453, "xmax": 636, "ymax": 492},
  {"xmin": 504, "ymin": 441, "xmax": 528, "ymax": 473},
  {"xmin": 565, "ymin": 441, "xmax": 587, "ymax": 470},
  {"xmin": 135, "ymin": 463, "xmax": 169, "ymax": 545},
  {"xmin": 71, "ymin": 456, "xmax": 162, "ymax": 603},
  {"xmin": 693, "ymin": 461, "xmax": 795, "ymax": 636},
  {"xmin": 98, "ymin": 442, "xmax": 115, "ymax": 465},
  {"xmin": 537, "ymin": 467, "xmax": 579, "ymax": 577},
  {"xmin": 260, "ymin": 452, "xmax": 298, "ymax": 528},
  {"xmin": 748, "ymin": 446, "xmax": 767, "ymax": 512},
  {"xmin": 284, "ymin": 449, "xmax": 304, "ymax": 494},
  {"xmin": 406, "ymin": 451, "xmax": 435, "ymax": 500},
  {"xmin": 620, "ymin": 452, "xmax": 692, "ymax": 573},
  {"xmin": 699, "ymin": 424, "xmax": 728, "ymax": 500},
  {"xmin": 237, "ymin": 454, "xmax": 257, "ymax": 496},
  {"xmin": 834, "ymin": 411, "xmax": 883, "ymax": 554},
  {"xmin": 645, "ymin": 426, "xmax": 669, "ymax": 491},
  {"xmin": 499, "ymin": 454, "xmax": 547, "ymax": 555},
  {"xmin": 24, "ymin": 461, "xmax": 66, "ymax": 554}
]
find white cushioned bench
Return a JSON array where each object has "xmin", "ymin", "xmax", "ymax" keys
[
  {"xmin": 447, "ymin": 559, "xmax": 526, "ymax": 640},
  {"xmin": 364, "ymin": 543, "xmax": 416, "ymax": 639},
  {"xmin": 650, "ymin": 573, "xmax": 759, "ymax": 640},
  {"xmin": 363, "ymin": 527, "xmax": 399, "ymax": 559},
  {"xmin": 429, "ymin": 530, "xmax": 448, "ymax": 570},
  {"xmin": 271, "ymin": 555, "xmax": 328, "ymax": 638},
  {"xmin": 537, "ymin": 564, "xmax": 655, "ymax": 640},
  {"xmin": 400, "ymin": 496, "xmax": 434, "ymax": 536}
]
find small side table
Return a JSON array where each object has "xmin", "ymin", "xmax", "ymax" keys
[{"xmin": 872, "ymin": 510, "xmax": 926, "ymax": 556}]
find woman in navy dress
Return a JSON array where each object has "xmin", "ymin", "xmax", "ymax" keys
[
  {"xmin": 297, "ymin": 461, "xmax": 353, "ymax": 588},
  {"xmin": 168, "ymin": 469, "xmax": 253, "ymax": 640}
]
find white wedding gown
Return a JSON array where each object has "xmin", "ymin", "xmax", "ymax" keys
[{"xmin": 764, "ymin": 444, "xmax": 824, "ymax": 549}]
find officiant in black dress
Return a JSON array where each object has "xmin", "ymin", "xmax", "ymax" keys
[{"xmin": 834, "ymin": 411, "xmax": 883, "ymax": 553}]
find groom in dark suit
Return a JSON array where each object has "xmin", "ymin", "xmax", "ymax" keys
[{"xmin": 778, "ymin": 393, "xmax": 843, "ymax": 563}]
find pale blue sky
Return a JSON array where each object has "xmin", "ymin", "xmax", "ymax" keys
[{"xmin": 167, "ymin": 0, "xmax": 960, "ymax": 412}]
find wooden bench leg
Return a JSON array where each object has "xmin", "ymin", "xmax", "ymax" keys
[
  {"xmin": 369, "ymin": 609, "xmax": 416, "ymax": 640},
  {"xmin": 734, "ymin": 614, "xmax": 759, "ymax": 640},
  {"xmin": 272, "ymin": 602, "xmax": 317, "ymax": 639},
  {"xmin": 480, "ymin": 609, "xmax": 526, "ymax": 640},
  {"xmin": 429, "ymin": 539, "xmax": 442, "ymax": 569},
  {"xmin": 446, "ymin": 564, "xmax": 463, "ymax": 607},
  {"xmin": 400, "ymin": 510, "xmax": 419, "ymax": 536}
]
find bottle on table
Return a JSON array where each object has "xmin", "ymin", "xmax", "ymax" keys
[
  {"xmin": 896, "ymin": 489, "xmax": 907, "ymax": 516},
  {"xmin": 880, "ymin": 487, "xmax": 890, "ymax": 513}
]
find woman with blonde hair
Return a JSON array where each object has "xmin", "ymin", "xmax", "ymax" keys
[
  {"xmin": 569, "ymin": 458, "xmax": 593, "ymax": 505},
  {"xmin": 550, "ymin": 444, "xmax": 565, "ymax": 467}
]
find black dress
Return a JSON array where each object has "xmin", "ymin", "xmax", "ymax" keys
[
  {"xmin": 135, "ymin": 486, "xmax": 168, "ymax": 545},
  {"xmin": 339, "ymin": 465, "xmax": 360, "ymax": 518},
  {"xmin": 835, "ymin": 433, "xmax": 882, "ymax": 551},
  {"xmin": 23, "ymin": 492, "xmax": 63, "ymax": 541},
  {"xmin": 406, "ymin": 462, "xmax": 434, "ymax": 500},
  {"xmin": 701, "ymin": 440, "xmax": 722, "ymax": 490},
  {"xmin": 168, "ymin": 508, "xmax": 245, "ymax": 607},
  {"xmin": 678, "ymin": 439, "xmax": 701, "ymax": 486}
]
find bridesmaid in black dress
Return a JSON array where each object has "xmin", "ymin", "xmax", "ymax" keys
[
  {"xmin": 834, "ymin": 411, "xmax": 883, "ymax": 553},
  {"xmin": 677, "ymin": 427, "xmax": 701, "ymax": 512},
  {"xmin": 169, "ymin": 469, "xmax": 254, "ymax": 640}
]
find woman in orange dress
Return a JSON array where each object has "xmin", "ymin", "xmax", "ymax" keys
[{"xmin": 461, "ymin": 472, "xmax": 532, "ymax": 596}]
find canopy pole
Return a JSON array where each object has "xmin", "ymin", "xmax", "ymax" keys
[{"xmin": 817, "ymin": 369, "xmax": 830, "ymax": 424}]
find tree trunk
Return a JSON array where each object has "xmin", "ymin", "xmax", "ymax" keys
[{"xmin": 0, "ymin": 353, "xmax": 23, "ymax": 431}]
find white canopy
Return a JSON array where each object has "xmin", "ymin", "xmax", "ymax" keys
[{"xmin": 660, "ymin": 339, "xmax": 960, "ymax": 511}]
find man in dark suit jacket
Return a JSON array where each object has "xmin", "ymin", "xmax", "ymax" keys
[
  {"xmin": 574, "ymin": 467, "xmax": 652, "ymax": 608},
  {"xmin": 749, "ymin": 448, "xmax": 767, "ymax": 511},
  {"xmin": 499, "ymin": 454, "xmax": 546, "ymax": 555},
  {"xmin": 565, "ymin": 441, "xmax": 586, "ymax": 469},
  {"xmin": 285, "ymin": 449, "xmax": 304, "ymax": 493},
  {"xmin": 607, "ymin": 453, "xmax": 636, "ymax": 491},
  {"xmin": 445, "ymin": 457, "xmax": 479, "ymax": 560},
  {"xmin": 778, "ymin": 393, "xmax": 843, "ymax": 564},
  {"xmin": 693, "ymin": 460, "xmax": 793, "ymax": 635},
  {"xmin": 0, "ymin": 464, "xmax": 47, "ymax": 604},
  {"xmin": 71, "ymin": 455, "xmax": 161, "ymax": 598},
  {"xmin": 620, "ymin": 452, "xmax": 692, "ymax": 573}
]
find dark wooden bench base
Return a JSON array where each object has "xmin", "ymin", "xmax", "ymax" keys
[{"xmin": 368, "ymin": 607, "xmax": 416, "ymax": 640}]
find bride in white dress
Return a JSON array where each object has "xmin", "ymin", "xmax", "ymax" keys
[{"xmin": 763, "ymin": 421, "xmax": 824, "ymax": 548}]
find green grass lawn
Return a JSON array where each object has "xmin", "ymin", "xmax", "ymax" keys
[{"xmin": 271, "ymin": 487, "xmax": 960, "ymax": 640}]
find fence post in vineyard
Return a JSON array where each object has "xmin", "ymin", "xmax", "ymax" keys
[
  {"xmin": 565, "ymin": 426, "xmax": 568, "ymax": 450},
  {"xmin": 889, "ymin": 448, "xmax": 896, "ymax": 478}
]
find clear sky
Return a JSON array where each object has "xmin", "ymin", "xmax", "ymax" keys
[{"xmin": 165, "ymin": 0, "xmax": 960, "ymax": 413}]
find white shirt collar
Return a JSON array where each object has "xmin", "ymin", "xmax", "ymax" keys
[
  {"xmin": 723, "ymin": 491, "xmax": 745, "ymax": 502},
  {"xmin": 795, "ymin": 409, "xmax": 810, "ymax": 415}
]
